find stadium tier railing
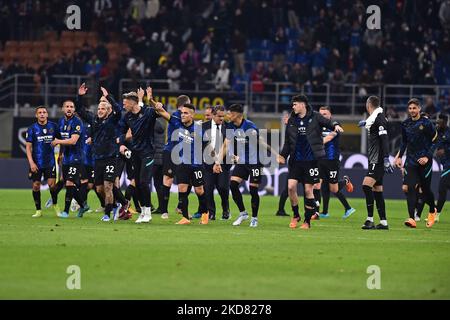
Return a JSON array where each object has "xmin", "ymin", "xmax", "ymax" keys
[{"xmin": 1, "ymin": 74, "xmax": 449, "ymax": 117}]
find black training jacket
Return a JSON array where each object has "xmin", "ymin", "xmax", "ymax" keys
[{"xmin": 280, "ymin": 106, "xmax": 340, "ymax": 163}]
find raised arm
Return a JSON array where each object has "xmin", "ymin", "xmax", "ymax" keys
[
  {"xmin": 101, "ymin": 86, "xmax": 122, "ymax": 115},
  {"xmin": 323, "ymin": 131, "xmax": 338, "ymax": 144},
  {"xmin": 76, "ymin": 83, "xmax": 95, "ymax": 124},
  {"xmin": 154, "ymin": 102, "xmax": 171, "ymax": 121},
  {"xmin": 317, "ymin": 113, "xmax": 344, "ymax": 133}
]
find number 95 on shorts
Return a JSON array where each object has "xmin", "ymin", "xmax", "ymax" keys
[{"xmin": 288, "ymin": 161, "xmax": 320, "ymax": 184}]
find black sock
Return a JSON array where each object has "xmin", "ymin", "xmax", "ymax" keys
[
  {"xmin": 313, "ymin": 189, "xmax": 321, "ymax": 210},
  {"xmin": 249, "ymin": 186, "xmax": 259, "ymax": 218},
  {"xmin": 218, "ymin": 188, "xmax": 229, "ymax": 213},
  {"xmin": 321, "ymin": 184, "xmax": 330, "ymax": 214},
  {"xmin": 406, "ymin": 187, "xmax": 417, "ymax": 219},
  {"xmin": 32, "ymin": 190, "xmax": 41, "ymax": 210},
  {"xmin": 133, "ymin": 186, "xmax": 141, "ymax": 211},
  {"xmin": 335, "ymin": 191, "xmax": 351, "ymax": 211},
  {"xmin": 278, "ymin": 187, "xmax": 288, "ymax": 212},
  {"xmin": 437, "ymin": 181, "xmax": 447, "ymax": 213},
  {"xmin": 139, "ymin": 184, "xmax": 151, "ymax": 207},
  {"xmin": 55, "ymin": 180, "xmax": 64, "ymax": 194},
  {"xmin": 80, "ymin": 183, "xmax": 88, "ymax": 205},
  {"xmin": 422, "ymin": 185, "xmax": 436, "ymax": 213},
  {"xmin": 73, "ymin": 187, "xmax": 84, "ymax": 209},
  {"xmin": 178, "ymin": 191, "xmax": 189, "ymax": 219},
  {"xmin": 125, "ymin": 184, "xmax": 135, "ymax": 201},
  {"xmin": 304, "ymin": 198, "xmax": 315, "ymax": 224},
  {"xmin": 64, "ymin": 186, "xmax": 75, "ymax": 213},
  {"xmin": 160, "ymin": 185, "xmax": 170, "ymax": 213},
  {"xmin": 230, "ymin": 180, "xmax": 245, "ymax": 212},
  {"xmin": 156, "ymin": 186, "xmax": 164, "ymax": 211},
  {"xmin": 197, "ymin": 193, "xmax": 207, "ymax": 214},
  {"xmin": 105, "ymin": 203, "xmax": 113, "ymax": 217},
  {"xmin": 416, "ymin": 190, "xmax": 425, "ymax": 217},
  {"xmin": 95, "ymin": 188, "xmax": 105, "ymax": 207},
  {"xmin": 292, "ymin": 204, "xmax": 300, "ymax": 219},
  {"xmin": 363, "ymin": 185, "xmax": 374, "ymax": 218},
  {"xmin": 338, "ymin": 179, "xmax": 346, "ymax": 191},
  {"xmin": 113, "ymin": 186, "xmax": 127, "ymax": 206},
  {"xmin": 50, "ymin": 187, "xmax": 58, "ymax": 205},
  {"xmin": 373, "ymin": 191, "xmax": 386, "ymax": 221}
]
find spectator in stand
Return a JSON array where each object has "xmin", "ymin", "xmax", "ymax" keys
[
  {"xmin": 200, "ymin": 31, "xmax": 213, "ymax": 66},
  {"xmin": 329, "ymin": 69, "xmax": 346, "ymax": 95},
  {"xmin": 251, "ymin": 61, "xmax": 265, "ymax": 92},
  {"xmin": 197, "ymin": 64, "xmax": 210, "ymax": 90},
  {"xmin": 214, "ymin": 60, "xmax": 230, "ymax": 91},
  {"xmin": 167, "ymin": 63, "xmax": 181, "ymax": 91},
  {"xmin": 287, "ymin": 0, "xmax": 300, "ymax": 31},
  {"xmin": 85, "ymin": 54, "xmax": 102, "ymax": 78},
  {"xmin": 263, "ymin": 63, "xmax": 278, "ymax": 91},
  {"xmin": 278, "ymin": 64, "xmax": 292, "ymax": 83},
  {"xmin": 439, "ymin": 0, "xmax": 450, "ymax": 30},
  {"xmin": 424, "ymin": 96, "xmax": 438, "ymax": 118},
  {"xmin": 295, "ymin": 40, "xmax": 310, "ymax": 65},
  {"xmin": 311, "ymin": 41, "xmax": 327, "ymax": 77},
  {"xmin": 250, "ymin": 61, "xmax": 265, "ymax": 110},
  {"xmin": 129, "ymin": 0, "xmax": 146, "ymax": 23},
  {"xmin": 290, "ymin": 63, "xmax": 309, "ymax": 91},
  {"xmin": 96, "ymin": 41, "xmax": 109, "ymax": 64},
  {"xmin": 273, "ymin": 26, "xmax": 287, "ymax": 69},
  {"xmin": 386, "ymin": 106, "xmax": 399, "ymax": 119},
  {"xmin": 231, "ymin": 28, "xmax": 247, "ymax": 76},
  {"xmin": 146, "ymin": 32, "xmax": 164, "ymax": 71},
  {"xmin": 179, "ymin": 41, "xmax": 200, "ymax": 86}
]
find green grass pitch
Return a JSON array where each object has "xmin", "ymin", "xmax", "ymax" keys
[{"xmin": 0, "ymin": 189, "xmax": 449, "ymax": 299}]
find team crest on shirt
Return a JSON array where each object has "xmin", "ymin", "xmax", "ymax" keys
[
  {"xmin": 76, "ymin": 125, "xmax": 81, "ymax": 131},
  {"xmin": 419, "ymin": 125, "xmax": 424, "ymax": 130},
  {"xmin": 43, "ymin": 128, "xmax": 47, "ymax": 134}
]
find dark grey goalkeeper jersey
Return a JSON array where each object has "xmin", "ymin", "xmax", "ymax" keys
[{"xmin": 367, "ymin": 113, "xmax": 390, "ymax": 164}]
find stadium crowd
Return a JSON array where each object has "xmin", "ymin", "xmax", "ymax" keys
[{"xmin": 1, "ymin": 0, "xmax": 450, "ymax": 115}]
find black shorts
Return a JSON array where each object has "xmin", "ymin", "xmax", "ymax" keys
[
  {"xmin": 62, "ymin": 164, "xmax": 81, "ymax": 183},
  {"xmin": 231, "ymin": 164, "xmax": 263, "ymax": 184},
  {"xmin": 319, "ymin": 159, "xmax": 340, "ymax": 184},
  {"xmin": 133, "ymin": 155, "xmax": 154, "ymax": 185},
  {"xmin": 176, "ymin": 164, "xmax": 204, "ymax": 187},
  {"xmin": 94, "ymin": 158, "xmax": 117, "ymax": 185},
  {"xmin": 404, "ymin": 162, "xmax": 433, "ymax": 188},
  {"xmin": 117, "ymin": 155, "xmax": 135, "ymax": 180},
  {"xmin": 162, "ymin": 150, "xmax": 176, "ymax": 178},
  {"xmin": 288, "ymin": 161, "xmax": 320, "ymax": 184},
  {"xmin": 366, "ymin": 162, "xmax": 384, "ymax": 186},
  {"xmin": 80, "ymin": 165, "xmax": 94, "ymax": 183},
  {"xmin": 28, "ymin": 166, "xmax": 56, "ymax": 182}
]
